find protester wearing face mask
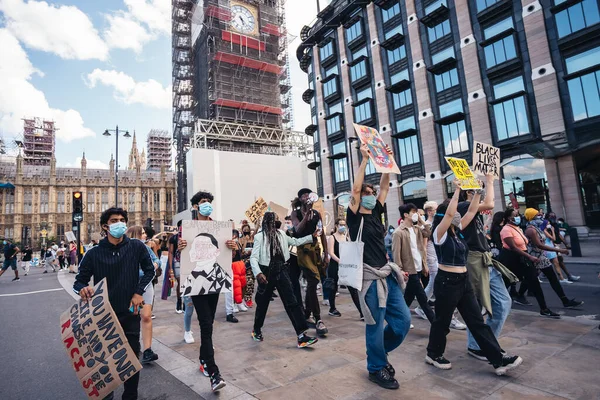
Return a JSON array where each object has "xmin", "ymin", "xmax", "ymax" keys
[
  {"xmin": 284, "ymin": 215, "xmax": 304, "ymax": 310},
  {"xmin": 73, "ymin": 207, "xmax": 155, "ymax": 400},
  {"xmin": 523, "ymin": 209, "xmax": 583, "ymax": 311},
  {"xmin": 347, "ymin": 143, "xmax": 408, "ymax": 390},
  {"xmin": 545, "ymin": 212, "xmax": 579, "ymax": 282},
  {"xmin": 239, "ymin": 222, "xmax": 256, "ymax": 308},
  {"xmin": 384, "ymin": 225, "xmax": 395, "ymax": 262},
  {"xmin": 426, "ymin": 180, "xmax": 523, "ymax": 375}
]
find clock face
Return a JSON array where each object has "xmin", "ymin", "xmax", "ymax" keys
[{"xmin": 231, "ymin": 4, "xmax": 257, "ymax": 35}]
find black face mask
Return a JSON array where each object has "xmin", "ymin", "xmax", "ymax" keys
[{"xmin": 243, "ymin": 231, "xmax": 250, "ymax": 236}]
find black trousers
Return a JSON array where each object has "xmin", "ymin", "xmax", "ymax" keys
[
  {"xmin": 303, "ymin": 271, "xmax": 321, "ymax": 321},
  {"xmin": 427, "ymin": 270, "xmax": 503, "ymax": 365},
  {"xmin": 520, "ymin": 266, "xmax": 568, "ymax": 305},
  {"xmin": 404, "ymin": 273, "xmax": 435, "ymax": 323},
  {"xmin": 253, "ymin": 266, "xmax": 308, "ymax": 335},
  {"xmin": 500, "ymin": 249, "xmax": 549, "ymax": 310},
  {"xmin": 348, "ymin": 286, "xmax": 363, "ymax": 318},
  {"xmin": 288, "ymin": 254, "xmax": 303, "ymax": 311},
  {"xmin": 191, "ymin": 293, "xmax": 220, "ymax": 376},
  {"xmin": 104, "ymin": 314, "xmax": 141, "ymax": 400},
  {"xmin": 326, "ymin": 262, "xmax": 339, "ymax": 311}
]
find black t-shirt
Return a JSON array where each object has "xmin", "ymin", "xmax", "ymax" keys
[
  {"xmin": 347, "ymin": 201, "xmax": 387, "ymax": 268},
  {"xmin": 3, "ymin": 243, "xmax": 17, "ymax": 259},
  {"xmin": 169, "ymin": 234, "xmax": 180, "ymax": 261},
  {"xmin": 457, "ymin": 201, "xmax": 489, "ymax": 252},
  {"xmin": 293, "ymin": 208, "xmax": 321, "ymax": 238},
  {"xmin": 22, "ymin": 249, "xmax": 33, "ymax": 261}
]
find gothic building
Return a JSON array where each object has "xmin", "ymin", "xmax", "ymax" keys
[{"xmin": 127, "ymin": 131, "xmax": 147, "ymax": 170}]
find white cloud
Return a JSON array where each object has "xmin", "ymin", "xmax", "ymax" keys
[
  {"xmin": 0, "ymin": 29, "xmax": 96, "ymax": 142},
  {"xmin": 66, "ymin": 157, "xmax": 108, "ymax": 170},
  {"xmin": 104, "ymin": 12, "xmax": 153, "ymax": 53},
  {"xmin": 0, "ymin": 0, "xmax": 109, "ymax": 60},
  {"xmin": 85, "ymin": 69, "xmax": 171, "ymax": 109},
  {"xmin": 124, "ymin": 0, "xmax": 171, "ymax": 34}
]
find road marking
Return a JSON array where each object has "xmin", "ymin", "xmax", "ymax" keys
[{"xmin": 0, "ymin": 288, "xmax": 64, "ymax": 297}]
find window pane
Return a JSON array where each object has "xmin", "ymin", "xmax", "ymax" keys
[
  {"xmin": 504, "ymin": 99, "xmax": 519, "ymax": 138},
  {"xmin": 568, "ymin": 78, "xmax": 588, "ymax": 120},
  {"xmin": 484, "ymin": 18, "xmax": 513, "ymax": 39},
  {"xmin": 494, "ymin": 103, "xmax": 509, "ymax": 140},
  {"xmin": 385, "ymin": 24, "xmax": 403, "ymax": 40},
  {"xmin": 442, "ymin": 120, "xmax": 468, "ymax": 155},
  {"xmin": 356, "ymin": 86, "xmax": 372, "ymax": 101},
  {"xmin": 514, "ymin": 96, "xmax": 530, "ymax": 134},
  {"xmin": 329, "ymin": 102, "xmax": 342, "ymax": 115},
  {"xmin": 428, "ymin": 19, "xmax": 450, "ymax": 43},
  {"xmin": 566, "ymin": 46, "xmax": 600, "ymax": 73},
  {"xmin": 425, "ymin": 0, "xmax": 447, "ymax": 15},
  {"xmin": 352, "ymin": 46, "xmax": 368, "ymax": 60},
  {"xmin": 439, "ymin": 98, "xmax": 463, "ymax": 117},
  {"xmin": 431, "ymin": 46, "xmax": 455, "ymax": 65},
  {"xmin": 555, "ymin": 10, "xmax": 572, "ymax": 38},
  {"xmin": 387, "ymin": 45, "xmax": 406, "ymax": 65},
  {"xmin": 493, "ymin": 96, "xmax": 530, "ymax": 140},
  {"xmin": 393, "ymin": 88, "xmax": 412, "ymax": 109},
  {"xmin": 581, "ymin": 72, "xmax": 600, "ymax": 118},
  {"xmin": 390, "ymin": 69, "xmax": 409, "ymax": 84},
  {"xmin": 485, "ymin": 36, "xmax": 516, "ymax": 68},
  {"xmin": 493, "ymin": 76, "xmax": 525, "ymax": 98},
  {"xmin": 582, "ymin": 0, "xmax": 600, "ymax": 28},
  {"xmin": 346, "ymin": 21, "xmax": 362, "ymax": 43},
  {"xmin": 396, "ymin": 116, "xmax": 416, "ymax": 132},
  {"xmin": 382, "ymin": 3, "xmax": 400, "ymax": 23},
  {"xmin": 435, "ymin": 68, "xmax": 459, "ymax": 92}
]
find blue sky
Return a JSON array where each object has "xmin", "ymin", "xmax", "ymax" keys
[{"xmin": 0, "ymin": 0, "xmax": 319, "ymax": 169}]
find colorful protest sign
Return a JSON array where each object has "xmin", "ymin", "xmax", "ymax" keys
[
  {"xmin": 353, "ymin": 123, "xmax": 400, "ymax": 174},
  {"xmin": 268, "ymin": 201, "xmax": 289, "ymax": 222},
  {"xmin": 180, "ymin": 220, "xmax": 233, "ymax": 296},
  {"xmin": 59, "ymin": 278, "xmax": 142, "ymax": 399},
  {"xmin": 472, "ymin": 140, "xmax": 500, "ymax": 179},
  {"xmin": 445, "ymin": 157, "xmax": 481, "ymax": 190},
  {"xmin": 66, "ymin": 231, "xmax": 77, "ymax": 242},
  {"xmin": 244, "ymin": 197, "xmax": 268, "ymax": 225}
]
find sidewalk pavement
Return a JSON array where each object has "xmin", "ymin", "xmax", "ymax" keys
[{"xmin": 562, "ymin": 238, "xmax": 600, "ymax": 265}]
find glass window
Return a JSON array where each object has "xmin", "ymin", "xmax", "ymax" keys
[
  {"xmin": 425, "ymin": 0, "xmax": 447, "ymax": 15},
  {"xmin": 87, "ymin": 191, "xmax": 95, "ymax": 213},
  {"xmin": 484, "ymin": 36, "xmax": 517, "ymax": 68},
  {"xmin": 332, "ymin": 142, "xmax": 349, "ymax": 182},
  {"xmin": 328, "ymin": 101, "xmax": 342, "ymax": 115},
  {"xmin": 396, "ymin": 116, "xmax": 416, "ymax": 132},
  {"xmin": 493, "ymin": 76, "xmax": 525, "ymax": 98},
  {"xmin": 398, "ymin": 135, "xmax": 421, "ymax": 166},
  {"xmin": 356, "ymin": 86, "xmax": 373, "ymax": 102},
  {"xmin": 387, "ymin": 45, "xmax": 406, "ymax": 65},
  {"xmin": 40, "ymin": 189, "xmax": 48, "ymax": 214},
  {"xmin": 153, "ymin": 192, "xmax": 160, "ymax": 212},
  {"xmin": 403, "ymin": 180, "xmax": 427, "ymax": 200},
  {"xmin": 319, "ymin": 41, "xmax": 334, "ymax": 60},
  {"xmin": 324, "ymin": 64, "xmax": 339, "ymax": 77},
  {"xmin": 476, "ymin": 0, "xmax": 501, "ymax": 12},
  {"xmin": 24, "ymin": 188, "xmax": 32, "ymax": 213},
  {"xmin": 346, "ymin": 20, "xmax": 363, "ymax": 43},
  {"xmin": 435, "ymin": 68, "xmax": 459, "ymax": 92},
  {"xmin": 442, "ymin": 120, "xmax": 469, "ymax": 155},
  {"xmin": 392, "ymin": 88, "xmax": 413, "ymax": 109},
  {"xmin": 327, "ymin": 114, "xmax": 342, "ymax": 135},
  {"xmin": 428, "ymin": 20, "xmax": 451, "ymax": 43},
  {"xmin": 366, "ymin": 158, "xmax": 377, "ymax": 175},
  {"xmin": 323, "ymin": 78, "xmax": 338, "ymax": 98},
  {"xmin": 354, "ymin": 101, "xmax": 373, "ymax": 123},
  {"xmin": 555, "ymin": 0, "xmax": 600, "ymax": 38},
  {"xmin": 57, "ymin": 191, "xmax": 65, "ymax": 213},
  {"xmin": 493, "ymin": 77, "xmax": 530, "ymax": 140},
  {"xmin": 565, "ymin": 46, "xmax": 600, "ymax": 73},
  {"xmin": 567, "ymin": 71, "xmax": 600, "ymax": 121},
  {"xmin": 431, "ymin": 46, "xmax": 455, "ymax": 65},
  {"xmin": 350, "ymin": 60, "xmax": 368, "ymax": 82},
  {"xmin": 390, "ymin": 69, "xmax": 409, "ymax": 85},
  {"xmin": 439, "ymin": 98, "xmax": 463, "ymax": 117},
  {"xmin": 382, "ymin": 3, "xmax": 400, "ymax": 23},
  {"xmin": 5, "ymin": 190, "xmax": 14, "ymax": 214},
  {"xmin": 384, "ymin": 24, "xmax": 403, "ymax": 40},
  {"xmin": 129, "ymin": 192, "xmax": 136, "ymax": 212},
  {"xmin": 352, "ymin": 46, "xmax": 368, "ymax": 60},
  {"xmin": 101, "ymin": 192, "xmax": 109, "ymax": 211},
  {"xmin": 484, "ymin": 17, "xmax": 513, "ymax": 39}
]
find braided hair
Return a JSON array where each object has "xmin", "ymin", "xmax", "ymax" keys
[{"xmin": 262, "ymin": 212, "xmax": 283, "ymax": 257}]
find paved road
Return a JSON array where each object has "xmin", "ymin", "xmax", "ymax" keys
[
  {"xmin": 0, "ymin": 267, "xmax": 201, "ymax": 400},
  {"xmin": 510, "ymin": 262, "xmax": 600, "ymax": 320}
]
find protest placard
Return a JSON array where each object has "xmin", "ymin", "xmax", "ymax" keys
[
  {"xmin": 353, "ymin": 123, "xmax": 400, "ymax": 174},
  {"xmin": 60, "ymin": 278, "xmax": 142, "ymax": 399},
  {"xmin": 472, "ymin": 140, "xmax": 500, "ymax": 179},
  {"xmin": 268, "ymin": 201, "xmax": 289, "ymax": 222},
  {"xmin": 180, "ymin": 220, "xmax": 233, "ymax": 296},
  {"xmin": 66, "ymin": 231, "xmax": 77, "ymax": 242},
  {"xmin": 244, "ymin": 197, "xmax": 268, "ymax": 225},
  {"xmin": 445, "ymin": 157, "xmax": 481, "ymax": 190}
]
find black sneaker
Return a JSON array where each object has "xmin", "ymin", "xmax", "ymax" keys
[
  {"xmin": 11, "ymin": 277, "xmax": 20, "ymax": 282},
  {"xmin": 425, "ymin": 355, "xmax": 452, "ymax": 370},
  {"xmin": 43, "ymin": 271, "xmax": 48, "ymax": 274},
  {"xmin": 540, "ymin": 309, "xmax": 561, "ymax": 319},
  {"xmin": 493, "ymin": 355, "xmax": 523, "ymax": 376},
  {"xmin": 467, "ymin": 348, "xmax": 487, "ymax": 361},
  {"xmin": 368, "ymin": 368, "xmax": 399, "ymax": 390},
  {"xmin": 297, "ymin": 333, "xmax": 318, "ymax": 348},
  {"xmin": 176, "ymin": 298, "xmax": 182, "ymax": 313},
  {"xmin": 328, "ymin": 309, "xmax": 342, "ymax": 317},
  {"xmin": 563, "ymin": 298, "xmax": 584, "ymax": 308},
  {"xmin": 384, "ymin": 363, "xmax": 395, "ymax": 378},
  {"xmin": 316, "ymin": 320, "xmax": 328, "ymax": 336},
  {"xmin": 210, "ymin": 373, "xmax": 226, "ymax": 392},
  {"xmin": 513, "ymin": 296, "xmax": 532, "ymax": 306},
  {"xmin": 251, "ymin": 331, "xmax": 264, "ymax": 342},
  {"xmin": 141, "ymin": 348, "xmax": 158, "ymax": 364},
  {"xmin": 428, "ymin": 300, "xmax": 435, "ymax": 308},
  {"xmin": 226, "ymin": 314, "xmax": 238, "ymax": 323}
]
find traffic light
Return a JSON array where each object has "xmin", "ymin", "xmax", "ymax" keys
[{"xmin": 72, "ymin": 191, "xmax": 83, "ymax": 223}]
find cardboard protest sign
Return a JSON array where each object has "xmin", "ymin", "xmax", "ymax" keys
[
  {"xmin": 268, "ymin": 201, "xmax": 289, "ymax": 222},
  {"xmin": 353, "ymin": 123, "xmax": 400, "ymax": 174},
  {"xmin": 472, "ymin": 140, "xmax": 500, "ymax": 179},
  {"xmin": 59, "ymin": 278, "xmax": 142, "ymax": 399},
  {"xmin": 244, "ymin": 197, "xmax": 268, "ymax": 225},
  {"xmin": 180, "ymin": 220, "xmax": 233, "ymax": 296},
  {"xmin": 66, "ymin": 231, "xmax": 77, "ymax": 242},
  {"xmin": 445, "ymin": 157, "xmax": 481, "ymax": 190}
]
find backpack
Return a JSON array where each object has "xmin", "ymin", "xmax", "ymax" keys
[{"xmin": 46, "ymin": 249, "xmax": 53, "ymax": 258}]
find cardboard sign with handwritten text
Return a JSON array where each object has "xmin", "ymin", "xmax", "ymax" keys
[
  {"xmin": 445, "ymin": 157, "xmax": 481, "ymax": 190},
  {"xmin": 59, "ymin": 278, "xmax": 142, "ymax": 399},
  {"xmin": 244, "ymin": 197, "xmax": 268, "ymax": 225},
  {"xmin": 472, "ymin": 140, "xmax": 500, "ymax": 179}
]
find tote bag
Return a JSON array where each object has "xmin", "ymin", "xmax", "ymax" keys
[{"xmin": 338, "ymin": 218, "xmax": 364, "ymax": 290}]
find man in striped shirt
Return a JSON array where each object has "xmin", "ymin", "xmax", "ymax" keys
[{"xmin": 74, "ymin": 207, "xmax": 155, "ymax": 400}]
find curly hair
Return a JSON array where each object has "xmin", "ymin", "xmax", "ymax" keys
[{"xmin": 262, "ymin": 212, "xmax": 283, "ymax": 257}]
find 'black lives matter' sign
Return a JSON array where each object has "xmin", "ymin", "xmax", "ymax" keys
[
  {"xmin": 60, "ymin": 278, "xmax": 142, "ymax": 398},
  {"xmin": 472, "ymin": 140, "xmax": 500, "ymax": 180}
]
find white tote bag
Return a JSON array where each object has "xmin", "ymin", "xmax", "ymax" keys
[{"xmin": 338, "ymin": 218, "xmax": 364, "ymax": 290}]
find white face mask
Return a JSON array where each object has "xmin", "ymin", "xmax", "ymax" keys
[{"xmin": 411, "ymin": 213, "xmax": 419, "ymax": 223}]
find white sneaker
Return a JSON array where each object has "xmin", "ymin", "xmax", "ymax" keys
[
  {"xmin": 450, "ymin": 317, "xmax": 467, "ymax": 330},
  {"xmin": 237, "ymin": 302, "xmax": 248, "ymax": 312},
  {"xmin": 559, "ymin": 279, "xmax": 573, "ymax": 284},
  {"xmin": 184, "ymin": 331, "xmax": 195, "ymax": 344},
  {"xmin": 410, "ymin": 324, "xmax": 415, "ymax": 329},
  {"xmin": 233, "ymin": 303, "xmax": 240, "ymax": 313},
  {"xmin": 322, "ymin": 299, "xmax": 330, "ymax": 306},
  {"xmin": 414, "ymin": 307, "xmax": 427, "ymax": 320}
]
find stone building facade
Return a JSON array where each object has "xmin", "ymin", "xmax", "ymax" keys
[{"xmin": 0, "ymin": 153, "xmax": 176, "ymax": 246}]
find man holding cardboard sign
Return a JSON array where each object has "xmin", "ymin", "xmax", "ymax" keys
[{"xmin": 73, "ymin": 207, "xmax": 155, "ymax": 400}]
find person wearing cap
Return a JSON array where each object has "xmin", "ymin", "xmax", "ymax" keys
[
  {"xmin": 290, "ymin": 187, "xmax": 330, "ymax": 337},
  {"xmin": 523, "ymin": 208, "xmax": 583, "ymax": 312}
]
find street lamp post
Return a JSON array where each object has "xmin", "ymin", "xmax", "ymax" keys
[{"xmin": 103, "ymin": 126, "xmax": 131, "ymax": 206}]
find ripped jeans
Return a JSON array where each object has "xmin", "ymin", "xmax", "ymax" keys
[{"xmin": 183, "ymin": 296, "xmax": 195, "ymax": 332}]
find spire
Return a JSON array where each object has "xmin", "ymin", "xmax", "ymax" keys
[
  {"xmin": 132, "ymin": 130, "xmax": 137, "ymax": 146},
  {"xmin": 81, "ymin": 151, "xmax": 87, "ymax": 167}
]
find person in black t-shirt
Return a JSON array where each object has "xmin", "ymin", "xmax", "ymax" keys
[
  {"xmin": 347, "ymin": 143, "xmax": 410, "ymax": 391},
  {"xmin": 21, "ymin": 245, "xmax": 33, "ymax": 276}
]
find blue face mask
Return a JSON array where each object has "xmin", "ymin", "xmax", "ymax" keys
[
  {"xmin": 108, "ymin": 222, "xmax": 127, "ymax": 239},
  {"xmin": 512, "ymin": 216, "xmax": 521, "ymax": 225},
  {"xmin": 3, "ymin": 240, "xmax": 6, "ymax": 245},
  {"xmin": 338, "ymin": 226, "xmax": 347, "ymax": 234},
  {"xmin": 361, "ymin": 195, "xmax": 377, "ymax": 210},
  {"xmin": 199, "ymin": 202, "xmax": 213, "ymax": 217}
]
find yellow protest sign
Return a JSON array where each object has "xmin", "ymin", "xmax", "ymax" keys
[
  {"xmin": 244, "ymin": 197, "xmax": 268, "ymax": 225},
  {"xmin": 445, "ymin": 157, "xmax": 481, "ymax": 190}
]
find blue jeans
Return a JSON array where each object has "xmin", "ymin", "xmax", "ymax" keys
[
  {"xmin": 467, "ymin": 267, "xmax": 511, "ymax": 351},
  {"xmin": 364, "ymin": 276, "xmax": 411, "ymax": 373},
  {"xmin": 183, "ymin": 296, "xmax": 194, "ymax": 332}
]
